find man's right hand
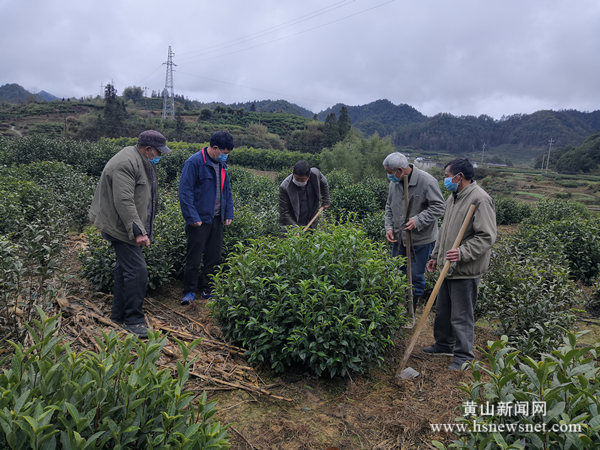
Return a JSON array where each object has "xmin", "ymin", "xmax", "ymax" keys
[
  {"xmin": 191, "ymin": 221, "xmax": 202, "ymax": 227},
  {"xmin": 426, "ymin": 258, "xmax": 437, "ymax": 273},
  {"xmin": 385, "ymin": 229, "xmax": 397, "ymax": 243},
  {"xmin": 136, "ymin": 235, "xmax": 150, "ymax": 247}
]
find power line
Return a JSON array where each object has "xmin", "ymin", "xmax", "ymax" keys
[
  {"xmin": 178, "ymin": 0, "xmax": 397, "ymax": 64},
  {"xmin": 177, "ymin": 0, "xmax": 355, "ymax": 60}
]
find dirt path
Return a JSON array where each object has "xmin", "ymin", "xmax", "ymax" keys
[{"xmin": 145, "ymin": 283, "xmax": 494, "ymax": 449}]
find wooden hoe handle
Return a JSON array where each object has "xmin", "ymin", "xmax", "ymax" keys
[
  {"xmin": 396, "ymin": 203, "xmax": 478, "ymax": 374},
  {"xmin": 302, "ymin": 206, "xmax": 325, "ymax": 232}
]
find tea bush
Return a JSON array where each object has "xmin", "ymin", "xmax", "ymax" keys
[
  {"xmin": 433, "ymin": 333, "xmax": 600, "ymax": 448},
  {"xmin": 587, "ymin": 276, "xmax": 600, "ymax": 317},
  {"xmin": 228, "ymin": 165, "xmax": 278, "ymax": 211},
  {"xmin": 211, "ymin": 223, "xmax": 408, "ymax": 377},
  {"xmin": 517, "ymin": 217, "xmax": 600, "ymax": 284},
  {"xmin": 0, "ymin": 310, "xmax": 229, "ymax": 449},
  {"xmin": 0, "ymin": 218, "xmax": 67, "ymax": 343},
  {"xmin": 0, "ymin": 135, "xmax": 119, "ymax": 176},
  {"xmin": 0, "ymin": 162, "xmax": 96, "ymax": 233},
  {"xmin": 329, "ymin": 183, "xmax": 379, "ymax": 221},
  {"xmin": 493, "ymin": 196, "xmax": 533, "ymax": 225},
  {"xmin": 477, "ymin": 236, "xmax": 576, "ymax": 355},
  {"xmin": 227, "ymin": 146, "xmax": 318, "ymax": 171},
  {"xmin": 522, "ymin": 198, "xmax": 590, "ymax": 226}
]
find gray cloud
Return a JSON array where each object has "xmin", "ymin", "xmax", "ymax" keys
[{"xmin": 1, "ymin": 0, "xmax": 599, "ymax": 118}]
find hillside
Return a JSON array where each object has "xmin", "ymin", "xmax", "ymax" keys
[
  {"xmin": 318, "ymin": 99, "xmax": 427, "ymax": 136},
  {"xmin": 552, "ymin": 131, "xmax": 600, "ymax": 173},
  {"xmin": 0, "ymin": 83, "xmax": 58, "ymax": 104},
  {"xmin": 2, "ymin": 82, "xmax": 600, "ymax": 165}
]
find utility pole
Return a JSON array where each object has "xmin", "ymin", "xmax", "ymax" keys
[
  {"xmin": 481, "ymin": 142, "xmax": 486, "ymax": 166},
  {"xmin": 162, "ymin": 46, "xmax": 176, "ymax": 120},
  {"xmin": 545, "ymin": 138, "xmax": 554, "ymax": 172}
]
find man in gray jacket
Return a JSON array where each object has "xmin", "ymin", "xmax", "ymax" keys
[
  {"xmin": 89, "ymin": 130, "xmax": 171, "ymax": 337},
  {"xmin": 279, "ymin": 160, "xmax": 330, "ymax": 229},
  {"xmin": 424, "ymin": 158, "xmax": 497, "ymax": 370},
  {"xmin": 384, "ymin": 152, "xmax": 445, "ymax": 307}
]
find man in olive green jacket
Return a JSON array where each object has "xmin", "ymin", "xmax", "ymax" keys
[
  {"xmin": 424, "ymin": 158, "xmax": 497, "ymax": 370},
  {"xmin": 89, "ymin": 130, "xmax": 170, "ymax": 337}
]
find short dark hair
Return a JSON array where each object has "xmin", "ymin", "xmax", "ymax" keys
[
  {"xmin": 445, "ymin": 158, "xmax": 474, "ymax": 180},
  {"xmin": 210, "ymin": 130, "xmax": 235, "ymax": 150},
  {"xmin": 293, "ymin": 160, "xmax": 311, "ymax": 176}
]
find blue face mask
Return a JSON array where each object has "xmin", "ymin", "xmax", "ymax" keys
[
  {"xmin": 444, "ymin": 176, "xmax": 459, "ymax": 192},
  {"xmin": 387, "ymin": 173, "xmax": 402, "ymax": 183},
  {"xmin": 218, "ymin": 153, "xmax": 228, "ymax": 163},
  {"xmin": 148, "ymin": 155, "xmax": 161, "ymax": 165}
]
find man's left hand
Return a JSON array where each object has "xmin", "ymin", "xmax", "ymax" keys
[
  {"xmin": 224, "ymin": 219, "xmax": 233, "ymax": 226},
  {"xmin": 446, "ymin": 248, "xmax": 459, "ymax": 262},
  {"xmin": 404, "ymin": 218, "xmax": 417, "ymax": 231},
  {"xmin": 322, "ymin": 204, "xmax": 330, "ymax": 209}
]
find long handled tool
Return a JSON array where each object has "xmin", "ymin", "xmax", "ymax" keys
[
  {"xmin": 302, "ymin": 206, "xmax": 325, "ymax": 232},
  {"xmin": 403, "ymin": 175, "xmax": 415, "ymax": 326},
  {"xmin": 396, "ymin": 203, "xmax": 477, "ymax": 380}
]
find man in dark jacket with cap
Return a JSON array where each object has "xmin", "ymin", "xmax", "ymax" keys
[
  {"xmin": 279, "ymin": 160, "xmax": 330, "ymax": 229},
  {"xmin": 89, "ymin": 130, "xmax": 171, "ymax": 337}
]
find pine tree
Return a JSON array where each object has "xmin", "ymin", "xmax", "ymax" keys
[
  {"xmin": 337, "ymin": 105, "xmax": 351, "ymax": 139},
  {"xmin": 324, "ymin": 112, "xmax": 340, "ymax": 147}
]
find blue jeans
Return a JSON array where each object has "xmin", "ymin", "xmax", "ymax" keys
[{"xmin": 392, "ymin": 241, "xmax": 435, "ymax": 297}]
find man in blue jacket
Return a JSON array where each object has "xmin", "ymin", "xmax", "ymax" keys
[{"xmin": 179, "ymin": 131, "xmax": 234, "ymax": 305}]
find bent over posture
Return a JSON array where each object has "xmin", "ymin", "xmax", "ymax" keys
[{"xmin": 279, "ymin": 160, "xmax": 330, "ymax": 229}]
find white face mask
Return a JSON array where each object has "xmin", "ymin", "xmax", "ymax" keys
[{"xmin": 292, "ymin": 177, "xmax": 308, "ymax": 187}]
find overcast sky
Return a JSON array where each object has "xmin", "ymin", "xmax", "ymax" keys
[{"xmin": 1, "ymin": 0, "xmax": 599, "ymax": 118}]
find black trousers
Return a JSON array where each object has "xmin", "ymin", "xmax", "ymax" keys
[
  {"xmin": 182, "ymin": 219, "xmax": 223, "ymax": 294},
  {"xmin": 109, "ymin": 238, "xmax": 147, "ymax": 325}
]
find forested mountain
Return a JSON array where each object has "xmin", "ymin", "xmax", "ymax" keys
[
  {"xmin": 318, "ymin": 99, "xmax": 427, "ymax": 136},
  {"xmin": 392, "ymin": 109, "xmax": 600, "ymax": 155},
  {"xmin": 0, "ymin": 84, "xmax": 58, "ymax": 104},
  {"xmin": 546, "ymin": 131, "xmax": 600, "ymax": 173}
]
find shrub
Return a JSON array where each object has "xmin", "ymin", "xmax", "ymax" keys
[
  {"xmin": 493, "ymin": 196, "xmax": 533, "ymax": 225},
  {"xmin": 329, "ymin": 183, "xmax": 379, "ymax": 221},
  {"xmin": 360, "ymin": 210, "xmax": 387, "ymax": 243},
  {"xmin": 0, "ymin": 135, "xmax": 119, "ymax": 176},
  {"xmin": 0, "ymin": 309, "xmax": 229, "ymax": 449},
  {"xmin": 228, "ymin": 146, "xmax": 318, "ymax": 171},
  {"xmin": 477, "ymin": 236, "xmax": 577, "ymax": 355},
  {"xmin": 211, "ymin": 223, "xmax": 408, "ymax": 377},
  {"xmin": 228, "ymin": 166, "xmax": 277, "ymax": 211},
  {"xmin": 517, "ymin": 217, "xmax": 600, "ymax": 284},
  {"xmin": 587, "ymin": 276, "xmax": 600, "ymax": 317},
  {"xmin": 319, "ymin": 134, "xmax": 393, "ymax": 182},
  {"xmin": 80, "ymin": 198, "xmax": 187, "ymax": 292},
  {"xmin": 522, "ymin": 198, "xmax": 590, "ymax": 226},
  {"xmin": 324, "ymin": 168, "xmax": 353, "ymax": 191},
  {"xmin": 433, "ymin": 333, "xmax": 600, "ymax": 449}
]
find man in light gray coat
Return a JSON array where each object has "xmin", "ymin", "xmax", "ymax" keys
[
  {"xmin": 384, "ymin": 152, "xmax": 445, "ymax": 307},
  {"xmin": 279, "ymin": 160, "xmax": 330, "ymax": 229},
  {"xmin": 89, "ymin": 130, "xmax": 171, "ymax": 337},
  {"xmin": 424, "ymin": 158, "xmax": 497, "ymax": 370}
]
